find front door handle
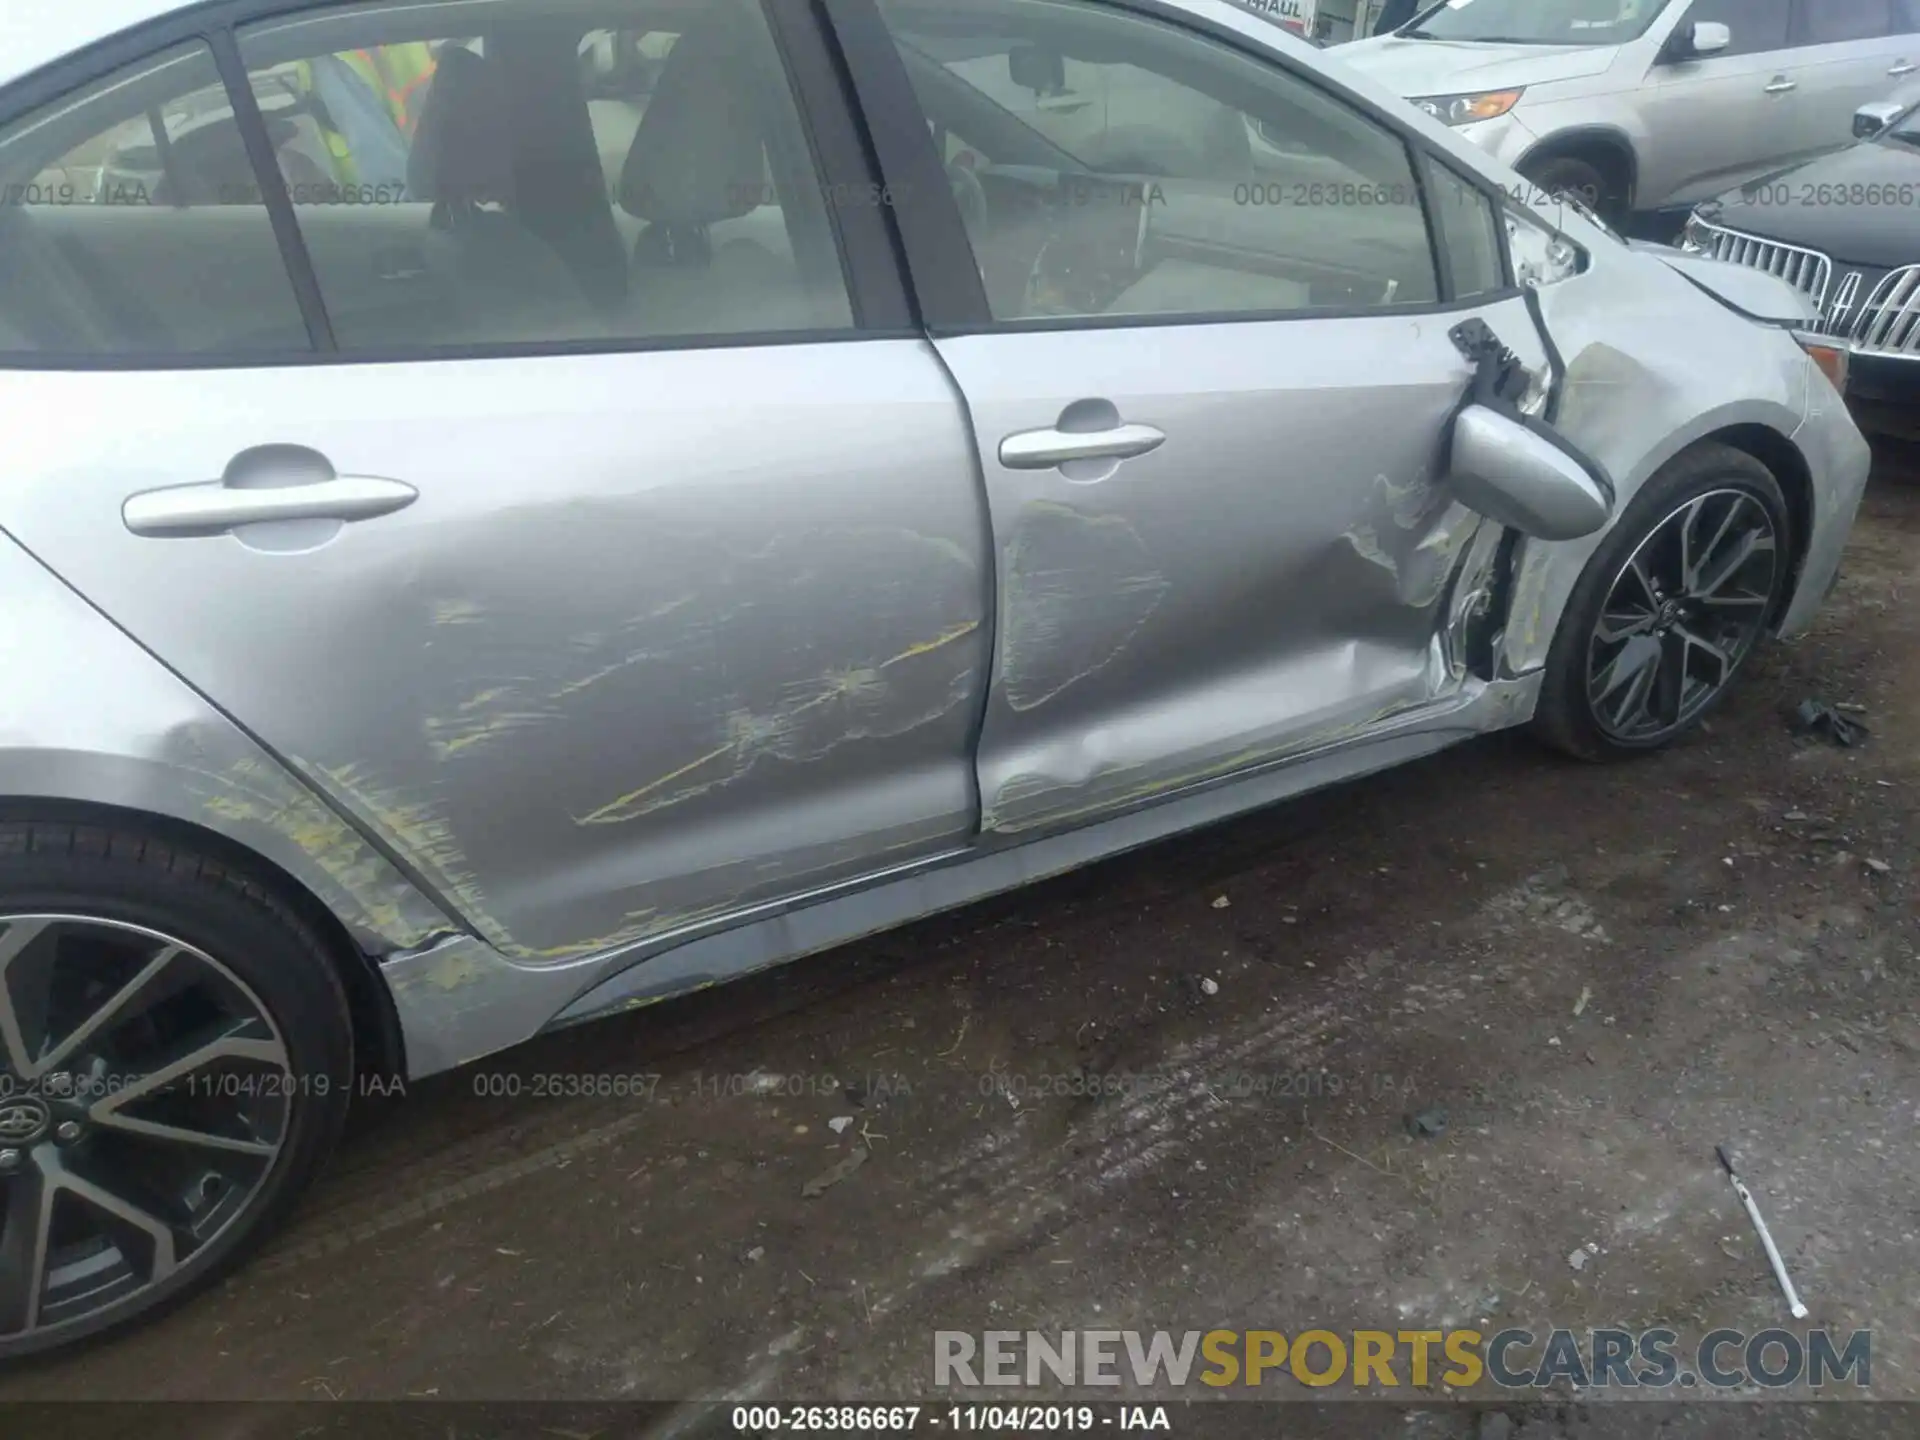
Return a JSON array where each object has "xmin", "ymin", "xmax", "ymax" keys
[
  {"xmin": 999, "ymin": 422, "xmax": 1166, "ymax": 470},
  {"xmin": 1763, "ymin": 76, "xmax": 1797, "ymax": 94},
  {"xmin": 1892, "ymin": 61, "xmax": 1917, "ymax": 77},
  {"xmin": 124, "ymin": 474, "xmax": 419, "ymax": 537}
]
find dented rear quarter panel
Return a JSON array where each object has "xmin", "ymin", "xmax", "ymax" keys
[{"xmin": 0, "ymin": 533, "xmax": 456, "ymax": 953}]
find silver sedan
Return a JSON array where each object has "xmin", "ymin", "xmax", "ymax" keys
[{"xmin": 0, "ymin": 0, "xmax": 1870, "ymax": 1355}]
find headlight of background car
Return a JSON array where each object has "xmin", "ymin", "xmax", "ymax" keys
[
  {"xmin": 1506, "ymin": 208, "xmax": 1585, "ymax": 289},
  {"xmin": 1411, "ymin": 89, "xmax": 1524, "ymax": 126}
]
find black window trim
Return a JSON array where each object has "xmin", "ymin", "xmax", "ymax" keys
[
  {"xmin": 822, "ymin": 0, "xmax": 1526, "ymax": 337},
  {"xmin": 1422, "ymin": 150, "xmax": 1519, "ymax": 300},
  {"xmin": 0, "ymin": 0, "xmax": 917, "ymax": 371},
  {"xmin": 1789, "ymin": 0, "xmax": 1898, "ymax": 47}
]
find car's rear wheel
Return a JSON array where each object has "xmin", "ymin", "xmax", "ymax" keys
[
  {"xmin": 1534, "ymin": 443, "xmax": 1792, "ymax": 761},
  {"xmin": 0, "ymin": 822, "xmax": 352, "ymax": 1358}
]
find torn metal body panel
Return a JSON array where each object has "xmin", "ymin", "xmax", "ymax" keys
[
  {"xmin": 933, "ymin": 295, "xmax": 1551, "ymax": 837},
  {"xmin": 0, "ymin": 532, "xmax": 455, "ymax": 952},
  {"xmin": 0, "ymin": 342, "xmax": 991, "ymax": 964},
  {"xmin": 1495, "ymin": 222, "xmax": 1868, "ymax": 679}
]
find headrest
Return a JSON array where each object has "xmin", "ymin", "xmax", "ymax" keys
[
  {"xmin": 617, "ymin": 22, "xmax": 766, "ymax": 227},
  {"xmin": 407, "ymin": 45, "xmax": 516, "ymax": 207}
]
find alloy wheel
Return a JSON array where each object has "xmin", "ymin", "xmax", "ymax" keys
[
  {"xmin": 0, "ymin": 914, "xmax": 291, "ymax": 1349},
  {"xmin": 1585, "ymin": 487, "xmax": 1781, "ymax": 745}
]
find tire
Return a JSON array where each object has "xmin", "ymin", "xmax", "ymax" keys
[
  {"xmin": 0, "ymin": 820, "xmax": 353, "ymax": 1359},
  {"xmin": 1519, "ymin": 153, "xmax": 1619, "ymax": 223},
  {"xmin": 1533, "ymin": 443, "xmax": 1793, "ymax": 762}
]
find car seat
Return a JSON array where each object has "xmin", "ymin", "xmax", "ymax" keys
[
  {"xmin": 616, "ymin": 15, "xmax": 812, "ymax": 335},
  {"xmin": 406, "ymin": 44, "xmax": 606, "ymax": 342}
]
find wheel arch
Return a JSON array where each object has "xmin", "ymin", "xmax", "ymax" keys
[
  {"xmin": 1514, "ymin": 125, "xmax": 1640, "ymax": 209},
  {"xmin": 1704, "ymin": 421, "xmax": 1816, "ymax": 628},
  {"xmin": 0, "ymin": 794, "xmax": 409, "ymax": 1081},
  {"xmin": 1501, "ymin": 410, "xmax": 1812, "ymax": 679}
]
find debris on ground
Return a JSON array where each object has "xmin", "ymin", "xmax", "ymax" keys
[
  {"xmin": 1405, "ymin": 1107, "xmax": 1448, "ymax": 1139},
  {"xmin": 1568, "ymin": 1243, "xmax": 1595, "ymax": 1272},
  {"xmin": 827, "ymin": 1116, "xmax": 853, "ymax": 1135},
  {"xmin": 1572, "ymin": 985, "xmax": 1591, "ymax": 1017},
  {"xmin": 1199, "ymin": 976, "xmax": 1220, "ymax": 996},
  {"xmin": 1788, "ymin": 698, "xmax": 1870, "ymax": 747},
  {"xmin": 802, "ymin": 1147, "xmax": 869, "ymax": 1199},
  {"xmin": 1865, "ymin": 857, "xmax": 1892, "ymax": 876},
  {"xmin": 1717, "ymin": 1145, "xmax": 1808, "ymax": 1318},
  {"xmin": 1210, "ymin": 895, "xmax": 1231, "ymax": 909}
]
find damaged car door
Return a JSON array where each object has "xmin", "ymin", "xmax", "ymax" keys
[
  {"xmin": 0, "ymin": 0, "xmax": 991, "ymax": 963},
  {"xmin": 870, "ymin": 0, "xmax": 1563, "ymax": 836}
]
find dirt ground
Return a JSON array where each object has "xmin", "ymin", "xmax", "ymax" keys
[{"xmin": 10, "ymin": 444, "xmax": 1920, "ymax": 1438}]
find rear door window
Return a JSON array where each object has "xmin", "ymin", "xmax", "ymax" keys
[{"xmin": 0, "ymin": 43, "xmax": 309, "ymax": 358}]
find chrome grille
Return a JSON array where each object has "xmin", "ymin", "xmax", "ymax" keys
[
  {"xmin": 1690, "ymin": 218, "xmax": 1833, "ymax": 319},
  {"xmin": 1851, "ymin": 265, "xmax": 1920, "ymax": 357}
]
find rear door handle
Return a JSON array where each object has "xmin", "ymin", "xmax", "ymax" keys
[
  {"xmin": 124, "ymin": 474, "xmax": 419, "ymax": 537},
  {"xmin": 1763, "ymin": 77, "xmax": 1797, "ymax": 94},
  {"xmin": 1892, "ymin": 61, "xmax": 1917, "ymax": 77},
  {"xmin": 999, "ymin": 422, "xmax": 1166, "ymax": 470}
]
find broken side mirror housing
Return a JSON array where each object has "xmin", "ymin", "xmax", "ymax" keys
[{"xmin": 1447, "ymin": 406, "xmax": 1613, "ymax": 541}]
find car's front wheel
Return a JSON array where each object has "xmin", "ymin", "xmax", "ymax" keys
[
  {"xmin": 1534, "ymin": 443, "xmax": 1793, "ymax": 761},
  {"xmin": 0, "ymin": 821, "xmax": 353, "ymax": 1358}
]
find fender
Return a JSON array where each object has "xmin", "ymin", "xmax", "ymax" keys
[{"xmin": 0, "ymin": 531, "xmax": 460, "ymax": 954}]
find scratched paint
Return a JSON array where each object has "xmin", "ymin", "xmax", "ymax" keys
[
  {"xmin": 296, "ymin": 520, "xmax": 989, "ymax": 963},
  {"xmin": 191, "ymin": 757, "xmax": 449, "ymax": 949},
  {"xmin": 999, "ymin": 501, "xmax": 1171, "ymax": 713},
  {"xmin": 573, "ymin": 618, "xmax": 980, "ymax": 827},
  {"xmin": 297, "ymin": 759, "xmax": 517, "ymax": 955}
]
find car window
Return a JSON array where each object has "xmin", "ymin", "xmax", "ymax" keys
[
  {"xmin": 236, "ymin": 0, "xmax": 853, "ymax": 351},
  {"xmin": 877, "ymin": 0, "xmax": 1441, "ymax": 322},
  {"xmin": 1796, "ymin": 0, "xmax": 1895, "ymax": 43},
  {"xmin": 1404, "ymin": 0, "xmax": 1676, "ymax": 47},
  {"xmin": 0, "ymin": 43, "xmax": 309, "ymax": 357},
  {"xmin": 1685, "ymin": 0, "xmax": 1792, "ymax": 54},
  {"xmin": 1899, "ymin": 0, "xmax": 1920, "ymax": 31},
  {"xmin": 1425, "ymin": 161, "xmax": 1506, "ymax": 299}
]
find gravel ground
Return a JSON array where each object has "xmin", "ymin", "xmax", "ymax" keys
[{"xmin": 11, "ymin": 444, "xmax": 1920, "ymax": 1440}]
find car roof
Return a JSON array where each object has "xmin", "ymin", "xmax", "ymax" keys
[{"xmin": 0, "ymin": 0, "xmax": 205, "ymax": 94}]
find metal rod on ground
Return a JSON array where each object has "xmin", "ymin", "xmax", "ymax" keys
[{"xmin": 1716, "ymin": 1144, "xmax": 1808, "ymax": 1320}]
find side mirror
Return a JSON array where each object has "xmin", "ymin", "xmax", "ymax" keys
[
  {"xmin": 1009, "ymin": 44, "xmax": 1066, "ymax": 94},
  {"xmin": 1664, "ymin": 20, "xmax": 1731, "ymax": 61},
  {"xmin": 1446, "ymin": 406, "xmax": 1613, "ymax": 541},
  {"xmin": 1855, "ymin": 100, "xmax": 1905, "ymax": 139}
]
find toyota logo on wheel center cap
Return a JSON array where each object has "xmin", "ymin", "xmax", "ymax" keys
[{"xmin": 0, "ymin": 1095, "xmax": 51, "ymax": 1144}]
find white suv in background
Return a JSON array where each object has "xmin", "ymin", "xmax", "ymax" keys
[{"xmin": 1339, "ymin": 0, "xmax": 1920, "ymax": 220}]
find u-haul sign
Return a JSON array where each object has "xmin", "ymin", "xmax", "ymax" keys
[{"xmin": 1236, "ymin": 0, "xmax": 1316, "ymax": 33}]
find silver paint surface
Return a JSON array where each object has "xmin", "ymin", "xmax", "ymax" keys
[
  {"xmin": 1495, "ymin": 219, "xmax": 1865, "ymax": 678},
  {"xmin": 387, "ymin": 676, "xmax": 1541, "ymax": 1077},
  {"xmin": 934, "ymin": 294, "xmax": 1550, "ymax": 838},
  {"xmin": 1446, "ymin": 404, "xmax": 1612, "ymax": 542},
  {"xmin": 0, "ymin": 532, "xmax": 456, "ymax": 952},
  {"xmin": 0, "ymin": 343, "xmax": 990, "ymax": 963},
  {"xmin": 0, "ymin": 0, "xmax": 1874, "ymax": 1080}
]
